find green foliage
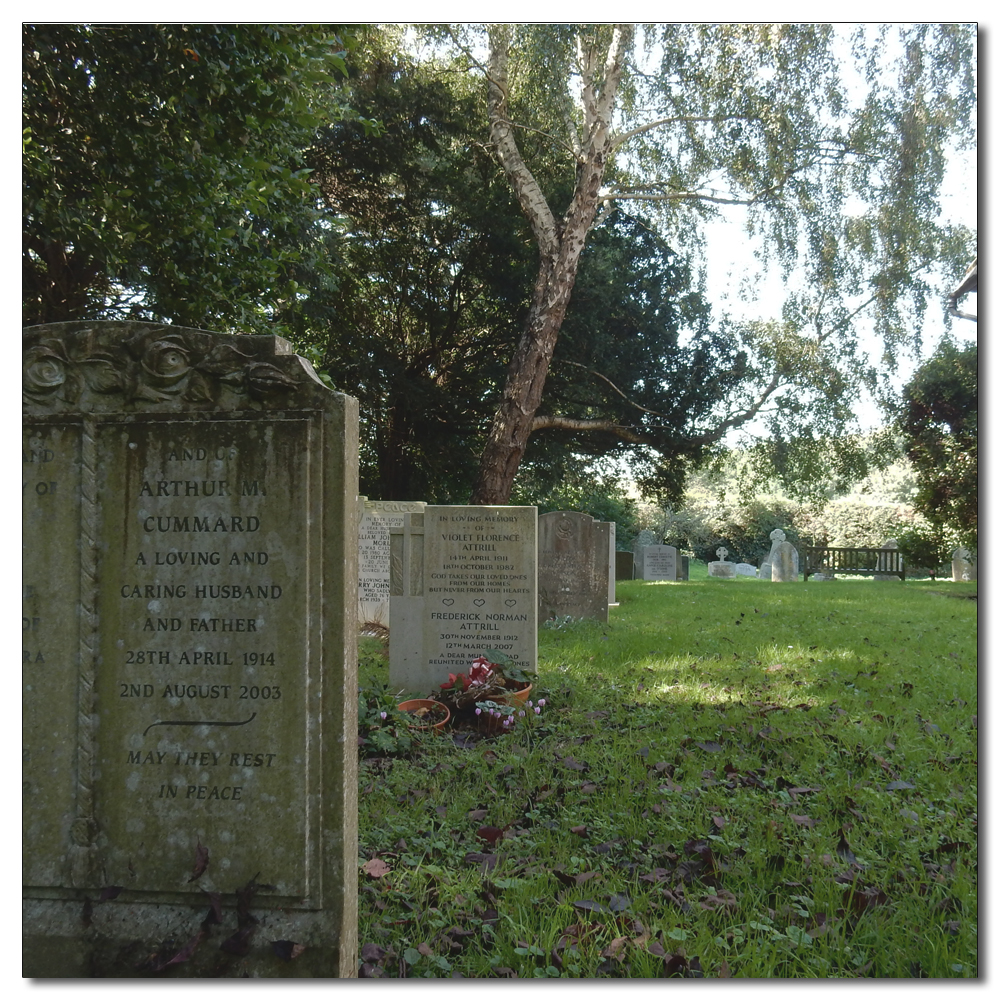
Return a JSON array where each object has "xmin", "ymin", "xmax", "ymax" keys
[
  {"xmin": 301, "ymin": 49, "xmax": 742, "ymax": 502},
  {"xmin": 299, "ymin": 52, "xmax": 525, "ymax": 501},
  {"xmin": 23, "ymin": 23, "xmax": 365, "ymax": 332},
  {"xmin": 898, "ymin": 339, "xmax": 977, "ymax": 548},
  {"xmin": 651, "ymin": 494, "xmax": 920, "ymax": 564},
  {"xmin": 434, "ymin": 23, "xmax": 977, "ymax": 499},
  {"xmin": 512, "ymin": 471, "xmax": 642, "ymax": 550},
  {"xmin": 895, "ymin": 525, "xmax": 956, "ymax": 579}
]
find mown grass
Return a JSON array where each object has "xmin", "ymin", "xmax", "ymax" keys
[{"xmin": 355, "ymin": 574, "xmax": 978, "ymax": 978}]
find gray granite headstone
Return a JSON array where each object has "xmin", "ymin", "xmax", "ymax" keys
[
  {"xmin": 389, "ymin": 506, "xmax": 537, "ymax": 694},
  {"xmin": 358, "ymin": 498, "xmax": 425, "ymax": 629},
  {"xmin": 538, "ymin": 511, "xmax": 610, "ymax": 622},
  {"xmin": 637, "ymin": 544, "xmax": 677, "ymax": 581},
  {"xmin": 22, "ymin": 322, "xmax": 359, "ymax": 977}
]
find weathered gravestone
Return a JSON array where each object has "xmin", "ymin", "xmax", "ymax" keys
[
  {"xmin": 757, "ymin": 529, "xmax": 786, "ymax": 580},
  {"xmin": 389, "ymin": 506, "xmax": 537, "ymax": 694},
  {"xmin": 631, "ymin": 529, "xmax": 657, "ymax": 577},
  {"xmin": 358, "ymin": 499, "xmax": 425, "ymax": 631},
  {"xmin": 708, "ymin": 546, "xmax": 736, "ymax": 579},
  {"xmin": 734, "ymin": 562, "xmax": 758, "ymax": 577},
  {"xmin": 637, "ymin": 544, "xmax": 678, "ymax": 582},
  {"xmin": 952, "ymin": 547, "xmax": 977, "ymax": 582},
  {"xmin": 538, "ymin": 512, "xmax": 610, "ymax": 622},
  {"xmin": 615, "ymin": 551, "xmax": 635, "ymax": 580},
  {"xmin": 605, "ymin": 522, "xmax": 617, "ymax": 606},
  {"xmin": 772, "ymin": 541, "xmax": 799, "ymax": 582},
  {"xmin": 23, "ymin": 322, "xmax": 359, "ymax": 978},
  {"xmin": 677, "ymin": 555, "xmax": 690, "ymax": 581}
]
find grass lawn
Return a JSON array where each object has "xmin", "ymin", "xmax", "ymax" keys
[{"xmin": 356, "ymin": 572, "xmax": 978, "ymax": 978}]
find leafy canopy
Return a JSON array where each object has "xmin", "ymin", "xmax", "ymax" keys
[{"xmin": 23, "ymin": 23, "xmax": 367, "ymax": 332}]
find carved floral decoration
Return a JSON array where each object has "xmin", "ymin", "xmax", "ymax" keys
[{"xmin": 23, "ymin": 325, "xmax": 305, "ymax": 408}]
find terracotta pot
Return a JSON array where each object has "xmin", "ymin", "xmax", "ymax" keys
[
  {"xmin": 507, "ymin": 683, "xmax": 532, "ymax": 706},
  {"xmin": 397, "ymin": 698, "xmax": 450, "ymax": 732}
]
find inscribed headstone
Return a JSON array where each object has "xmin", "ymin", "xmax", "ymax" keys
[
  {"xmin": 538, "ymin": 511, "xmax": 610, "ymax": 622},
  {"xmin": 638, "ymin": 544, "xmax": 677, "ymax": 582},
  {"xmin": 389, "ymin": 506, "xmax": 537, "ymax": 694},
  {"xmin": 734, "ymin": 562, "xmax": 758, "ymax": 577},
  {"xmin": 23, "ymin": 322, "xmax": 359, "ymax": 977},
  {"xmin": 358, "ymin": 499, "xmax": 425, "ymax": 629}
]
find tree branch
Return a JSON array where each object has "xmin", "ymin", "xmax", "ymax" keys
[
  {"xmin": 687, "ymin": 371, "xmax": 784, "ymax": 446},
  {"xmin": 530, "ymin": 413, "xmax": 652, "ymax": 444},
  {"xmin": 559, "ymin": 359, "xmax": 673, "ymax": 418}
]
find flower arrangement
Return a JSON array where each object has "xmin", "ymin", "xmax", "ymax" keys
[{"xmin": 434, "ymin": 651, "xmax": 532, "ymax": 719}]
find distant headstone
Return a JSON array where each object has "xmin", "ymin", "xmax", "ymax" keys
[
  {"xmin": 605, "ymin": 522, "xmax": 617, "ymax": 606},
  {"xmin": 637, "ymin": 544, "xmax": 677, "ymax": 581},
  {"xmin": 22, "ymin": 322, "xmax": 359, "ymax": 977},
  {"xmin": 952, "ymin": 547, "xmax": 977, "ymax": 582},
  {"xmin": 358, "ymin": 498, "xmax": 425, "ymax": 629},
  {"xmin": 677, "ymin": 555, "xmax": 690, "ymax": 581},
  {"xmin": 538, "ymin": 511, "xmax": 611, "ymax": 622},
  {"xmin": 758, "ymin": 528, "xmax": 786, "ymax": 581},
  {"xmin": 615, "ymin": 551, "xmax": 635, "ymax": 580},
  {"xmin": 633, "ymin": 528, "xmax": 657, "ymax": 549},
  {"xmin": 389, "ymin": 506, "xmax": 537, "ymax": 694},
  {"xmin": 772, "ymin": 540, "xmax": 799, "ymax": 582},
  {"xmin": 708, "ymin": 546, "xmax": 736, "ymax": 579},
  {"xmin": 734, "ymin": 562, "xmax": 757, "ymax": 577}
]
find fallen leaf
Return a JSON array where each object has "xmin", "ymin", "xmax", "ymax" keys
[
  {"xmin": 361, "ymin": 943, "xmax": 386, "ymax": 962},
  {"xmin": 570, "ymin": 825, "xmax": 589, "ymax": 837},
  {"xmin": 601, "ymin": 936, "xmax": 628, "ymax": 958},
  {"xmin": 362, "ymin": 858, "xmax": 391, "ymax": 878},
  {"xmin": 790, "ymin": 815, "xmax": 817, "ymax": 827}
]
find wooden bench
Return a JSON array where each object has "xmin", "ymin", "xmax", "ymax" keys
[{"xmin": 803, "ymin": 546, "xmax": 905, "ymax": 581}]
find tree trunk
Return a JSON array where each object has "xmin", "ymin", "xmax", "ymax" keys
[
  {"xmin": 469, "ymin": 24, "xmax": 631, "ymax": 504},
  {"xmin": 470, "ymin": 249, "xmax": 577, "ymax": 504}
]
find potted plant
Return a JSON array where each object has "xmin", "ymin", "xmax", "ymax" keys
[
  {"xmin": 396, "ymin": 698, "xmax": 450, "ymax": 732},
  {"xmin": 434, "ymin": 652, "xmax": 533, "ymax": 725}
]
